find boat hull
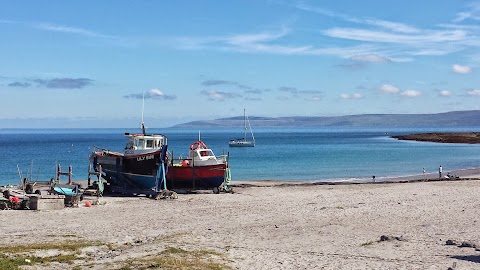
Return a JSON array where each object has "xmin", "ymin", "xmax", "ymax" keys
[
  {"xmin": 229, "ymin": 141, "xmax": 255, "ymax": 147},
  {"xmin": 91, "ymin": 152, "xmax": 227, "ymax": 191},
  {"xmin": 166, "ymin": 164, "xmax": 227, "ymax": 189}
]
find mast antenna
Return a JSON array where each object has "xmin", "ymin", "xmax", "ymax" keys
[{"xmin": 141, "ymin": 92, "xmax": 146, "ymax": 135}]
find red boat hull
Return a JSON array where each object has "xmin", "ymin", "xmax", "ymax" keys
[{"xmin": 166, "ymin": 164, "xmax": 227, "ymax": 189}]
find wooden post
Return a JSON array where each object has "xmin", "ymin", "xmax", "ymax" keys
[
  {"xmin": 68, "ymin": 165, "xmax": 72, "ymax": 184},
  {"xmin": 57, "ymin": 164, "xmax": 61, "ymax": 183},
  {"xmin": 88, "ymin": 164, "xmax": 92, "ymax": 186}
]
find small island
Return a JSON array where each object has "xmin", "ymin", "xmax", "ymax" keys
[{"xmin": 391, "ymin": 132, "xmax": 480, "ymax": 144}]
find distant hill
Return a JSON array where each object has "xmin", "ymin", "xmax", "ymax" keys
[{"xmin": 171, "ymin": 110, "xmax": 480, "ymax": 128}]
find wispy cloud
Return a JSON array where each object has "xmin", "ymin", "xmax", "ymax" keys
[
  {"xmin": 8, "ymin": 82, "xmax": 31, "ymax": 88},
  {"xmin": 278, "ymin": 86, "xmax": 322, "ymax": 95},
  {"xmin": 467, "ymin": 89, "xmax": 480, "ymax": 96},
  {"xmin": 294, "ymin": 3, "xmax": 419, "ymax": 33},
  {"xmin": 34, "ymin": 23, "xmax": 116, "ymax": 39},
  {"xmin": 363, "ymin": 19, "xmax": 419, "ymax": 34},
  {"xmin": 34, "ymin": 78, "xmax": 94, "ymax": 89},
  {"xmin": 324, "ymin": 28, "xmax": 466, "ymax": 44},
  {"xmin": 306, "ymin": 96, "xmax": 322, "ymax": 101},
  {"xmin": 279, "ymin": 86, "xmax": 298, "ymax": 93},
  {"xmin": 340, "ymin": 93, "xmax": 364, "ymax": 100},
  {"xmin": 349, "ymin": 54, "xmax": 391, "ymax": 63},
  {"xmin": 293, "ymin": 3, "xmax": 479, "ymax": 61},
  {"xmin": 201, "ymin": 90, "xmax": 241, "ymax": 101},
  {"xmin": 278, "ymin": 86, "xmax": 322, "ymax": 101},
  {"xmin": 453, "ymin": 2, "xmax": 480, "ymax": 22},
  {"xmin": 124, "ymin": 89, "xmax": 176, "ymax": 100},
  {"xmin": 0, "ymin": 19, "xmax": 116, "ymax": 39},
  {"xmin": 452, "ymin": 64, "xmax": 472, "ymax": 74},
  {"xmin": 200, "ymin": 79, "xmax": 266, "ymax": 96},
  {"xmin": 201, "ymin": 80, "xmax": 238, "ymax": 86},
  {"xmin": 339, "ymin": 54, "xmax": 392, "ymax": 69}
]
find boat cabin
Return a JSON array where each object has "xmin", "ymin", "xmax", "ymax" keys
[
  {"xmin": 186, "ymin": 149, "xmax": 219, "ymax": 166},
  {"xmin": 124, "ymin": 133, "xmax": 167, "ymax": 155}
]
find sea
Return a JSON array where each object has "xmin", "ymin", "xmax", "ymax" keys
[{"xmin": 1, "ymin": 127, "xmax": 480, "ymax": 186}]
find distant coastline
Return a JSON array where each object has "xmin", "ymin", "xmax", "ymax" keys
[
  {"xmin": 170, "ymin": 110, "xmax": 480, "ymax": 128},
  {"xmin": 391, "ymin": 132, "xmax": 480, "ymax": 144}
]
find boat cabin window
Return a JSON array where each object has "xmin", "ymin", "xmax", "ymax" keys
[
  {"xmin": 125, "ymin": 142, "xmax": 134, "ymax": 150},
  {"xmin": 146, "ymin": 139, "xmax": 154, "ymax": 148},
  {"xmin": 199, "ymin": 150, "xmax": 213, "ymax": 157},
  {"xmin": 135, "ymin": 138, "xmax": 145, "ymax": 149}
]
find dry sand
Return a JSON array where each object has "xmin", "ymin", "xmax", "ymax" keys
[{"xmin": 2, "ymin": 178, "xmax": 480, "ymax": 269}]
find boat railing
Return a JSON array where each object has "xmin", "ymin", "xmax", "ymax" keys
[
  {"xmin": 216, "ymin": 155, "xmax": 228, "ymax": 164},
  {"xmin": 169, "ymin": 154, "xmax": 228, "ymax": 165},
  {"xmin": 92, "ymin": 145, "xmax": 117, "ymax": 155}
]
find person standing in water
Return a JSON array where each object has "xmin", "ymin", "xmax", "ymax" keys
[{"xmin": 439, "ymin": 165, "xmax": 443, "ymax": 178}]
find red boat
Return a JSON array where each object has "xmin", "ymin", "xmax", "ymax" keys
[{"xmin": 167, "ymin": 140, "xmax": 228, "ymax": 190}]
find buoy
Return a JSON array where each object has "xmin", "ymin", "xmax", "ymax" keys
[
  {"xmin": 181, "ymin": 159, "xmax": 190, "ymax": 167},
  {"xmin": 84, "ymin": 201, "xmax": 92, "ymax": 207}
]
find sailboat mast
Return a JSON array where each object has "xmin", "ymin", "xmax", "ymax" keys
[{"xmin": 243, "ymin": 109, "xmax": 247, "ymax": 142}]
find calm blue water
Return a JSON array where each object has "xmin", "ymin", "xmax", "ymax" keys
[{"xmin": 1, "ymin": 127, "xmax": 480, "ymax": 186}]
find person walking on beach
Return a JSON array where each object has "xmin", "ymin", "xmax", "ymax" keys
[{"xmin": 439, "ymin": 165, "xmax": 443, "ymax": 178}]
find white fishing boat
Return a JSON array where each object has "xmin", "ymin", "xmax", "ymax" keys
[{"xmin": 229, "ymin": 109, "xmax": 255, "ymax": 147}]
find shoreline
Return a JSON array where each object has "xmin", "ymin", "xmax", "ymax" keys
[
  {"xmin": 3, "ymin": 166, "xmax": 480, "ymax": 189},
  {"xmin": 229, "ymin": 166, "xmax": 480, "ymax": 186}
]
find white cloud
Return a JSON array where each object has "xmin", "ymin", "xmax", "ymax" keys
[
  {"xmin": 400, "ymin": 90, "xmax": 421, "ymax": 97},
  {"xmin": 123, "ymin": 89, "xmax": 176, "ymax": 100},
  {"xmin": 380, "ymin": 84, "xmax": 400, "ymax": 94},
  {"xmin": 147, "ymin": 89, "xmax": 165, "ymax": 97},
  {"xmin": 350, "ymin": 54, "xmax": 391, "ymax": 63},
  {"xmin": 439, "ymin": 90, "xmax": 452, "ymax": 96},
  {"xmin": 340, "ymin": 93, "xmax": 363, "ymax": 99},
  {"xmin": 452, "ymin": 64, "xmax": 472, "ymax": 74},
  {"xmin": 467, "ymin": 89, "xmax": 480, "ymax": 96}
]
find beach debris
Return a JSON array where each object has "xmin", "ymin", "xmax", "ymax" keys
[
  {"xmin": 459, "ymin": 240, "xmax": 477, "ymax": 248},
  {"xmin": 445, "ymin": 239, "xmax": 479, "ymax": 250},
  {"xmin": 445, "ymin": 239, "xmax": 458, "ymax": 246},
  {"xmin": 85, "ymin": 201, "xmax": 92, "ymax": 207},
  {"xmin": 155, "ymin": 189, "xmax": 178, "ymax": 200},
  {"xmin": 379, "ymin": 235, "xmax": 405, "ymax": 242}
]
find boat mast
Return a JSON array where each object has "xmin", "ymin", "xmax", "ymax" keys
[
  {"xmin": 243, "ymin": 109, "xmax": 247, "ymax": 142},
  {"xmin": 141, "ymin": 92, "xmax": 146, "ymax": 135}
]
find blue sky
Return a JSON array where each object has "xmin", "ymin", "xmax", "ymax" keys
[{"xmin": 1, "ymin": 0, "xmax": 480, "ymax": 128}]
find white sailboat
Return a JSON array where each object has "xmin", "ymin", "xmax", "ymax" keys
[{"xmin": 229, "ymin": 109, "xmax": 255, "ymax": 147}]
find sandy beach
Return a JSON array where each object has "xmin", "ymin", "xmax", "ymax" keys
[{"xmin": 2, "ymin": 176, "xmax": 480, "ymax": 269}]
